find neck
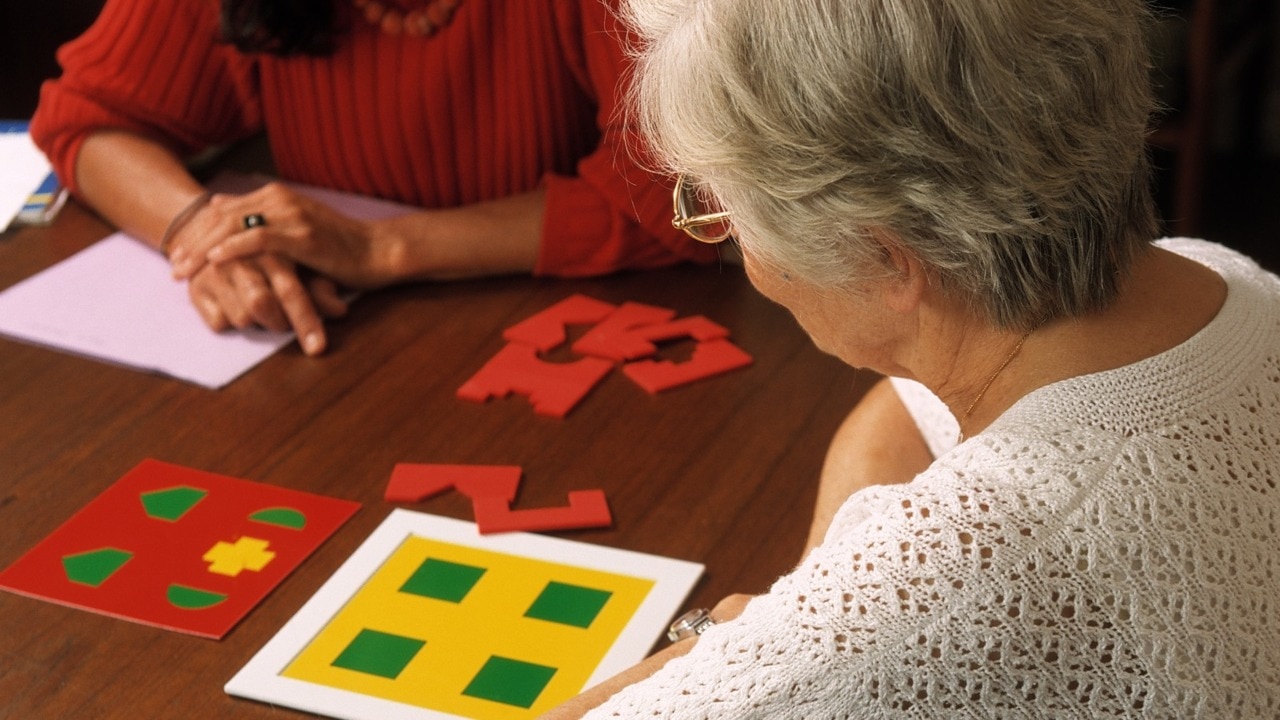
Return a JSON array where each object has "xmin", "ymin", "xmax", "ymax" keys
[
  {"xmin": 921, "ymin": 323, "xmax": 1036, "ymax": 442},
  {"xmin": 958, "ymin": 328, "xmax": 1033, "ymax": 440},
  {"xmin": 908, "ymin": 244, "xmax": 1227, "ymax": 441}
]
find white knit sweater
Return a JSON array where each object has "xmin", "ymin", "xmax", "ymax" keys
[{"xmin": 584, "ymin": 239, "xmax": 1280, "ymax": 718}]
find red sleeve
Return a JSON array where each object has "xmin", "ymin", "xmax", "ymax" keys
[
  {"xmin": 29, "ymin": 0, "xmax": 261, "ymax": 198},
  {"xmin": 533, "ymin": 0, "xmax": 720, "ymax": 277}
]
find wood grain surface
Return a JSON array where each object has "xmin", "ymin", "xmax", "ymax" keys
[{"xmin": 0, "ymin": 199, "xmax": 866, "ymax": 719}]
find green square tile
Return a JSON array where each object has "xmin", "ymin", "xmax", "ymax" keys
[
  {"xmin": 399, "ymin": 557, "xmax": 486, "ymax": 602},
  {"xmin": 524, "ymin": 581, "xmax": 612, "ymax": 628},
  {"xmin": 462, "ymin": 656, "xmax": 557, "ymax": 708},
  {"xmin": 331, "ymin": 629, "xmax": 424, "ymax": 679}
]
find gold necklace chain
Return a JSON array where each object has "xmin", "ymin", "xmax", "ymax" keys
[{"xmin": 957, "ymin": 329, "xmax": 1033, "ymax": 442}]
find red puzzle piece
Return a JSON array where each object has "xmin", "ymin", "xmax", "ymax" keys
[
  {"xmin": 385, "ymin": 464, "xmax": 521, "ymax": 504},
  {"xmin": 0, "ymin": 459, "xmax": 358, "ymax": 639},
  {"xmin": 502, "ymin": 294, "xmax": 617, "ymax": 351},
  {"xmin": 570, "ymin": 302, "xmax": 680, "ymax": 361},
  {"xmin": 622, "ymin": 338, "xmax": 754, "ymax": 393},
  {"xmin": 471, "ymin": 490, "xmax": 613, "ymax": 535},
  {"xmin": 456, "ymin": 342, "xmax": 613, "ymax": 417},
  {"xmin": 575, "ymin": 313, "xmax": 731, "ymax": 362}
]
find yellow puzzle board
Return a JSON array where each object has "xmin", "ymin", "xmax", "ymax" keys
[{"xmin": 226, "ymin": 510, "xmax": 703, "ymax": 720}]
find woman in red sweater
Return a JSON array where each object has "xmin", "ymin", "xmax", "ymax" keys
[{"xmin": 32, "ymin": 0, "xmax": 717, "ymax": 355}]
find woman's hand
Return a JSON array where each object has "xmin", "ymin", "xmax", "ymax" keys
[
  {"xmin": 68, "ymin": 133, "xmax": 353, "ymax": 352},
  {"xmin": 163, "ymin": 182, "xmax": 379, "ymax": 355},
  {"xmin": 186, "ymin": 253, "xmax": 348, "ymax": 356},
  {"xmin": 537, "ymin": 593, "xmax": 755, "ymax": 719},
  {"xmin": 168, "ymin": 182, "xmax": 391, "ymax": 288}
]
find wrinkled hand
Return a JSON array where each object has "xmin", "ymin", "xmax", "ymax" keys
[
  {"xmin": 187, "ymin": 253, "xmax": 348, "ymax": 356},
  {"xmin": 169, "ymin": 182, "xmax": 386, "ymax": 288},
  {"xmin": 163, "ymin": 182, "xmax": 372, "ymax": 355}
]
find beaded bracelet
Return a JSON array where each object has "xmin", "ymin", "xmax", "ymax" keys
[{"xmin": 158, "ymin": 191, "xmax": 212, "ymax": 258}]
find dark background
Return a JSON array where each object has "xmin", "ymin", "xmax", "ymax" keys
[{"xmin": 2, "ymin": 0, "xmax": 1277, "ymax": 271}]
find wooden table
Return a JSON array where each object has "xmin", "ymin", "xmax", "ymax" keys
[{"xmin": 0, "ymin": 200, "xmax": 865, "ymax": 718}]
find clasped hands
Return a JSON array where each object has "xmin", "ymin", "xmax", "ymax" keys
[{"xmin": 165, "ymin": 182, "xmax": 392, "ymax": 356}]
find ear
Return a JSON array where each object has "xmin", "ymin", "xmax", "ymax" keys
[{"xmin": 873, "ymin": 228, "xmax": 926, "ymax": 314}]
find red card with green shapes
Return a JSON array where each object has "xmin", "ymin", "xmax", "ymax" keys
[{"xmin": 0, "ymin": 459, "xmax": 360, "ymax": 639}]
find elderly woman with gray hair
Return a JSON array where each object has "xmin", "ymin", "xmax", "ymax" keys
[{"xmin": 542, "ymin": 0, "xmax": 1280, "ymax": 718}]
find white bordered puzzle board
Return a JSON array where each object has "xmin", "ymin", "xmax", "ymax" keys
[{"xmin": 226, "ymin": 510, "xmax": 703, "ymax": 719}]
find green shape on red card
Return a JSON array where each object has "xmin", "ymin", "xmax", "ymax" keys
[
  {"xmin": 62, "ymin": 547, "xmax": 133, "ymax": 587},
  {"xmin": 0, "ymin": 459, "xmax": 361, "ymax": 639},
  {"xmin": 249, "ymin": 507, "xmax": 307, "ymax": 530},
  {"xmin": 140, "ymin": 486, "xmax": 208, "ymax": 521},
  {"xmin": 167, "ymin": 584, "xmax": 228, "ymax": 609}
]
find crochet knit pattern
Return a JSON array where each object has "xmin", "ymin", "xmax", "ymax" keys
[{"xmin": 584, "ymin": 239, "xmax": 1280, "ymax": 718}]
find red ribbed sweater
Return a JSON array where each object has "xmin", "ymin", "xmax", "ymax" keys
[{"xmin": 31, "ymin": 0, "xmax": 716, "ymax": 276}]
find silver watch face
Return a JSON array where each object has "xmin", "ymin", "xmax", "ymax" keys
[{"xmin": 668, "ymin": 608, "xmax": 713, "ymax": 641}]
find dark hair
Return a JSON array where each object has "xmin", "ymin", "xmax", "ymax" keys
[{"xmin": 220, "ymin": 0, "xmax": 338, "ymax": 56}]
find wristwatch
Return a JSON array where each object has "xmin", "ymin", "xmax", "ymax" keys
[{"xmin": 667, "ymin": 607, "xmax": 716, "ymax": 642}]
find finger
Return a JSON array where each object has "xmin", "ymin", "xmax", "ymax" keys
[
  {"xmin": 170, "ymin": 186, "xmax": 296, "ymax": 276},
  {"xmin": 169, "ymin": 243, "xmax": 208, "ymax": 279},
  {"xmin": 188, "ymin": 275, "xmax": 230, "ymax": 332},
  {"xmin": 202, "ymin": 266, "xmax": 255, "ymax": 330},
  {"xmin": 262, "ymin": 258, "xmax": 327, "ymax": 355},
  {"xmin": 226, "ymin": 261, "xmax": 290, "ymax": 331},
  {"xmin": 308, "ymin": 276, "xmax": 350, "ymax": 318},
  {"xmin": 203, "ymin": 230, "xmax": 274, "ymax": 267},
  {"xmin": 215, "ymin": 198, "xmax": 374, "ymax": 287},
  {"xmin": 166, "ymin": 192, "xmax": 247, "ymax": 272},
  {"xmin": 172, "ymin": 223, "xmax": 274, "ymax": 280}
]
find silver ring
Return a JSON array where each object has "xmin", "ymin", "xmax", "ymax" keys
[
  {"xmin": 667, "ymin": 607, "xmax": 715, "ymax": 642},
  {"xmin": 242, "ymin": 213, "xmax": 267, "ymax": 229}
]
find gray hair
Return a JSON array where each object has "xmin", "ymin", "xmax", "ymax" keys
[{"xmin": 625, "ymin": 0, "xmax": 1159, "ymax": 330}]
